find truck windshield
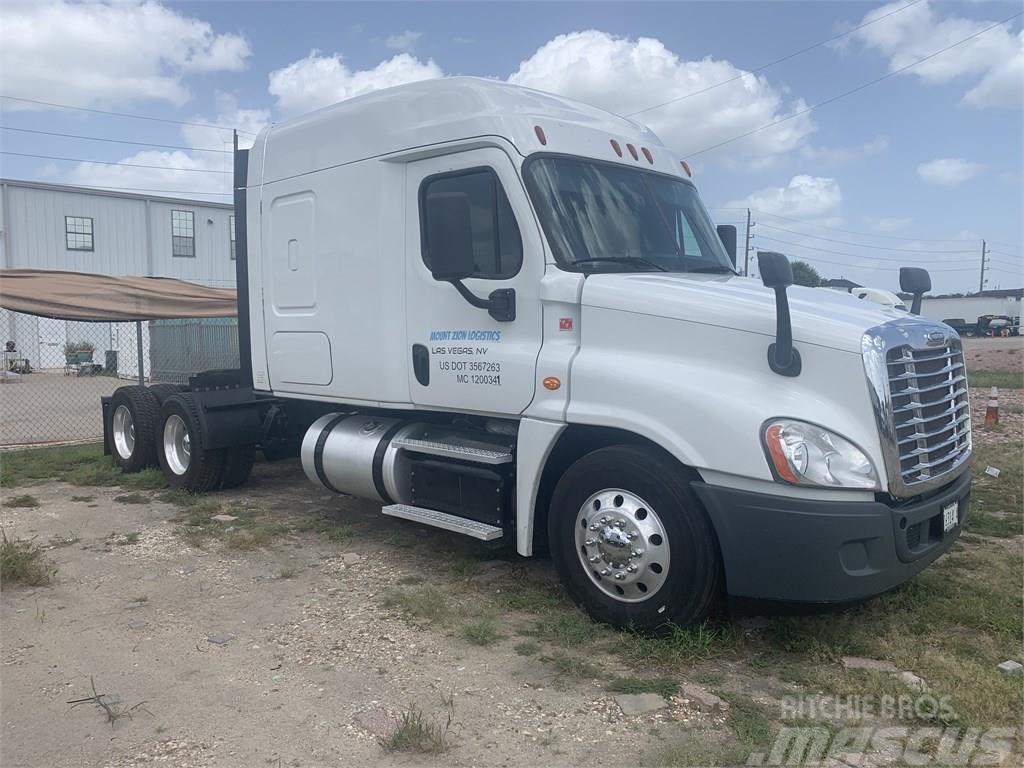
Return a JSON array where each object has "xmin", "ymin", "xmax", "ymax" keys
[{"xmin": 524, "ymin": 156, "xmax": 735, "ymax": 274}]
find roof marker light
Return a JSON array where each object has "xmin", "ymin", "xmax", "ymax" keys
[
  {"xmin": 610, "ymin": 139, "xmax": 623, "ymax": 157},
  {"xmin": 626, "ymin": 143, "xmax": 639, "ymax": 160},
  {"xmin": 641, "ymin": 147, "xmax": 653, "ymax": 164},
  {"xmin": 534, "ymin": 125, "xmax": 547, "ymax": 145},
  {"xmin": 680, "ymin": 160, "xmax": 692, "ymax": 177}
]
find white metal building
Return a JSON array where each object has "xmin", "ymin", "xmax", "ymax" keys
[
  {"xmin": 0, "ymin": 179, "xmax": 237, "ymax": 373},
  {"xmin": 918, "ymin": 290, "xmax": 1022, "ymax": 324}
]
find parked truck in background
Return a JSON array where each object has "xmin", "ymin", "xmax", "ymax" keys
[{"xmin": 102, "ymin": 78, "xmax": 972, "ymax": 631}]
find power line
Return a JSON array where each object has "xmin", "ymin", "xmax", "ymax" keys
[
  {"xmin": 755, "ymin": 234, "xmax": 985, "ymax": 268},
  {"xmin": 709, "ymin": 207, "xmax": 986, "ymax": 244},
  {"xmin": 0, "ymin": 94, "xmax": 257, "ymax": 135},
  {"xmin": 756, "ymin": 222, "xmax": 976, "ymax": 254},
  {"xmin": 1, "ymin": 150, "xmax": 230, "ymax": 174},
  {"xmin": 627, "ymin": 0, "xmax": 925, "ymax": 116},
  {"xmin": 0, "ymin": 125, "xmax": 230, "ymax": 154},
  {"xmin": 685, "ymin": 11, "xmax": 1023, "ymax": 158},
  {"xmin": 51, "ymin": 182, "xmax": 231, "ymax": 197},
  {"xmin": 988, "ymin": 249, "xmax": 1022, "ymax": 259}
]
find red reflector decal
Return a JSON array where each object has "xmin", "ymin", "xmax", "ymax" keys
[{"xmin": 559, "ymin": 317, "xmax": 574, "ymax": 331}]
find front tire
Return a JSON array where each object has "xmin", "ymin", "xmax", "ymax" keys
[
  {"xmin": 157, "ymin": 394, "xmax": 225, "ymax": 492},
  {"xmin": 108, "ymin": 386, "xmax": 160, "ymax": 473},
  {"xmin": 548, "ymin": 445, "xmax": 722, "ymax": 632}
]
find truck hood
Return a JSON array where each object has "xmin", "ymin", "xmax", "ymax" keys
[{"xmin": 581, "ymin": 273, "xmax": 908, "ymax": 354}]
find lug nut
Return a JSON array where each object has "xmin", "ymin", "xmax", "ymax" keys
[
  {"xmin": 614, "ymin": 520, "xmax": 625, "ymax": 528},
  {"xmin": 627, "ymin": 564, "xmax": 638, "ymax": 573},
  {"xmin": 632, "ymin": 549, "xmax": 643, "ymax": 557},
  {"xmin": 588, "ymin": 555, "xmax": 600, "ymax": 564},
  {"xmin": 613, "ymin": 572, "xmax": 626, "ymax": 581},
  {"xmin": 600, "ymin": 568, "xmax": 611, "ymax": 576},
  {"xmin": 585, "ymin": 538, "xmax": 597, "ymax": 546},
  {"xmin": 626, "ymin": 532, "xmax": 637, "ymax": 540},
  {"xmin": 589, "ymin": 524, "xmax": 599, "ymax": 531}
]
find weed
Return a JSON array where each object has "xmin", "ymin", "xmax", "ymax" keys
[
  {"xmin": 48, "ymin": 533, "xmax": 81, "ymax": 548},
  {"xmin": 1, "ymin": 530, "xmax": 56, "ymax": 587},
  {"xmin": 278, "ymin": 567, "xmax": 299, "ymax": 579},
  {"xmin": 619, "ymin": 619, "xmax": 741, "ymax": 667},
  {"xmin": 70, "ymin": 495, "xmax": 94, "ymax": 502},
  {"xmin": 381, "ymin": 586, "xmax": 454, "ymax": 624},
  {"xmin": 498, "ymin": 584, "xmax": 565, "ymax": 614},
  {"xmin": 967, "ymin": 442, "xmax": 1023, "ymax": 538},
  {"xmin": 459, "ymin": 616, "xmax": 502, "ymax": 646},
  {"xmin": 5, "ymin": 494, "xmax": 40, "ymax": 508},
  {"xmin": 396, "ymin": 574, "xmax": 424, "ymax": 586},
  {"xmin": 723, "ymin": 693, "xmax": 775, "ymax": 752},
  {"xmin": 541, "ymin": 650, "xmax": 599, "ymax": 680},
  {"xmin": 526, "ymin": 609, "xmax": 600, "ymax": 648},
  {"xmin": 317, "ymin": 522, "xmax": 354, "ymax": 544},
  {"xmin": 67, "ymin": 677, "xmax": 150, "ymax": 727},
  {"xmin": 378, "ymin": 703, "xmax": 452, "ymax": 755},
  {"xmin": 514, "ymin": 640, "xmax": 541, "ymax": 656},
  {"xmin": 607, "ymin": 676, "xmax": 679, "ymax": 698},
  {"xmin": 225, "ymin": 524, "xmax": 289, "ymax": 551},
  {"xmin": 113, "ymin": 493, "xmax": 149, "ymax": 505}
]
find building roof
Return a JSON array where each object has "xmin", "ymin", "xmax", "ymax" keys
[
  {"xmin": 254, "ymin": 76, "xmax": 679, "ymax": 184},
  {"xmin": 821, "ymin": 278, "xmax": 862, "ymax": 290},
  {"xmin": 0, "ymin": 178, "xmax": 233, "ymax": 210}
]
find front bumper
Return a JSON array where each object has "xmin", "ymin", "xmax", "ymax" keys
[{"xmin": 692, "ymin": 470, "xmax": 971, "ymax": 603}]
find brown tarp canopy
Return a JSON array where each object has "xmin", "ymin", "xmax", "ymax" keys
[{"xmin": 0, "ymin": 269, "xmax": 237, "ymax": 321}]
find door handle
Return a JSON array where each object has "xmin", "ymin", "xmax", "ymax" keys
[{"xmin": 412, "ymin": 344, "xmax": 430, "ymax": 386}]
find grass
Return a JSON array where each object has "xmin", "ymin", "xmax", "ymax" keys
[
  {"xmin": 619, "ymin": 619, "xmax": 743, "ymax": 667},
  {"xmin": 378, "ymin": 704, "xmax": 452, "ymax": 755},
  {"xmin": 113, "ymin": 492, "xmax": 150, "ymax": 505},
  {"xmin": 0, "ymin": 444, "xmax": 166, "ymax": 490},
  {"xmin": 70, "ymin": 495, "xmax": 94, "ymax": 502},
  {"xmin": 1, "ymin": 530, "xmax": 56, "ymax": 587},
  {"xmin": 381, "ymin": 585, "xmax": 455, "ymax": 624},
  {"xmin": 278, "ymin": 567, "xmax": 300, "ymax": 579},
  {"xmin": 967, "ymin": 442, "xmax": 1022, "ymax": 538},
  {"xmin": 541, "ymin": 650, "xmax": 599, "ymax": 681},
  {"xmin": 514, "ymin": 640, "xmax": 541, "ymax": 656},
  {"xmin": 459, "ymin": 616, "xmax": 503, "ymax": 646},
  {"xmin": 5, "ymin": 494, "xmax": 40, "ymax": 508},
  {"xmin": 968, "ymin": 369, "xmax": 1024, "ymax": 390},
  {"xmin": 606, "ymin": 675, "xmax": 679, "ymax": 698}
]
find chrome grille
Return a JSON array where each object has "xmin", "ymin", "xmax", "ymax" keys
[
  {"xmin": 862, "ymin": 320, "xmax": 972, "ymax": 498},
  {"xmin": 887, "ymin": 344, "xmax": 971, "ymax": 487}
]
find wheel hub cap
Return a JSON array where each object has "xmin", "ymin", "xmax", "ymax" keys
[
  {"xmin": 111, "ymin": 405, "xmax": 135, "ymax": 459},
  {"xmin": 575, "ymin": 489, "xmax": 670, "ymax": 603},
  {"xmin": 163, "ymin": 414, "xmax": 191, "ymax": 476}
]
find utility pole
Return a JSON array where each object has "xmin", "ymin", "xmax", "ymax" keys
[
  {"xmin": 979, "ymin": 239, "xmax": 987, "ymax": 293},
  {"xmin": 743, "ymin": 208, "xmax": 752, "ymax": 276}
]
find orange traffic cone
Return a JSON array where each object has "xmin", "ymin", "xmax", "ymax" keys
[{"xmin": 985, "ymin": 386, "xmax": 999, "ymax": 426}]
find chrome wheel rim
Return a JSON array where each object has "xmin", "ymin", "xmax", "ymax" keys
[
  {"xmin": 163, "ymin": 414, "xmax": 191, "ymax": 476},
  {"xmin": 111, "ymin": 405, "xmax": 135, "ymax": 459},
  {"xmin": 575, "ymin": 488, "xmax": 670, "ymax": 603}
]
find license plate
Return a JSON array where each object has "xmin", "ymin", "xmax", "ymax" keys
[{"xmin": 942, "ymin": 501, "xmax": 959, "ymax": 532}]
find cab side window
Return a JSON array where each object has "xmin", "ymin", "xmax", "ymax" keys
[{"xmin": 421, "ymin": 167, "xmax": 523, "ymax": 279}]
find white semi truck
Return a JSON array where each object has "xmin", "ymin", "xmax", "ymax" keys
[{"xmin": 102, "ymin": 78, "xmax": 972, "ymax": 630}]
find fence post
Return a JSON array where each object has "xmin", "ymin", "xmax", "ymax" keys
[{"xmin": 136, "ymin": 320, "xmax": 144, "ymax": 386}]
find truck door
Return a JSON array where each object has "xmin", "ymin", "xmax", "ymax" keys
[{"xmin": 405, "ymin": 148, "xmax": 543, "ymax": 414}]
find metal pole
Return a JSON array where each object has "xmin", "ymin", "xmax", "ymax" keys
[
  {"xmin": 978, "ymin": 240, "xmax": 987, "ymax": 293},
  {"xmin": 136, "ymin": 320, "xmax": 144, "ymax": 386},
  {"xmin": 743, "ymin": 208, "xmax": 752, "ymax": 276}
]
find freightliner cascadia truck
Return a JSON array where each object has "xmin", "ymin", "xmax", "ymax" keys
[{"xmin": 102, "ymin": 78, "xmax": 971, "ymax": 631}]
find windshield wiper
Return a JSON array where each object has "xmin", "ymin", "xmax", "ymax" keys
[
  {"xmin": 573, "ymin": 256, "xmax": 669, "ymax": 272},
  {"xmin": 687, "ymin": 265, "xmax": 737, "ymax": 274}
]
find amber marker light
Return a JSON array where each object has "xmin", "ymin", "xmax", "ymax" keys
[{"xmin": 543, "ymin": 377, "xmax": 561, "ymax": 391}]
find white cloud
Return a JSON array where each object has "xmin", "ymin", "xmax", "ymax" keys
[
  {"xmin": 865, "ymin": 216, "xmax": 913, "ymax": 233},
  {"xmin": 725, "ymin": 175, "xmax": 842, "ymax": 220},
  {"xmin": 268, "ymin": 50, "xmax": 443, "ymax": 116},
  {"xmin": 800, "ymin": 136, "xmax": 889, "ymax": 167},
  {"xmin": 507, "ymin": 30, "xmax": 814, "ymax": 163},
  {"xmin": 66, "ymin": 95, "xmax": 270, "ymax": 202},
  {"xmin": 917, "ymin": 158, "xmax": 984, "ymax": 186},
  {"xmin": 849, "ymin": 0, "xmax": 1023, "ymax": 108},
  {"xmin": 385, "ymin": 30, "xmax": 422, "ymax": 52},
  {"xmin": 0, "ymin": 1, "xmax": 250, "ymax": 110}
]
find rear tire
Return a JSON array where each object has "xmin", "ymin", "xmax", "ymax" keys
[
  {"xmin": 148, "ymin": 383, "xmax": 186, "ymax": 405},
  {"xmin": 220, "ymin": 445, "xmax": 256, "ymax": 489},
  {"xmin": 548, "ymin": 444, "xmax": 722, "ymax": 632},
  {"xmin": 108, "ymin": 386, "xmax": 160, "ymax": 473},
  {"xmin": 157, "ymin": 394, "xmax": 225, "ymax": 493}
]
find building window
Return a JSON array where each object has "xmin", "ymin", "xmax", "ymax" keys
[
  {"xmin": 65, "ymin": 216, "xmax": 94, "ymax": 251},
  {"xmin": 229, "ymin": 215, "xmax": 236, "ymax": 260},
  {"xmin": 420, "ymin": 167, "xmax": 523, "ymax": 280},
  {"xmin": 171, "ymin": 210, "xmax": 195, "ymax": 258}
]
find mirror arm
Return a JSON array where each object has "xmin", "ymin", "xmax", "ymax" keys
[
  {"xmin": 448, "ymin": 280, "xmax": 516, "ymax": 322},
  {"xmin": 910, "ymin": 293, "xmax": 923, "ymax": 316},
  {"xmin": 767, "ymin": 286, "xmax": 802, "ymax": 377}
]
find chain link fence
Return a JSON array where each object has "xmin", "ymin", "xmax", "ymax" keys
[{"xmin": 0, "ymin": 309, "xmax": 239, "ymax": 448}]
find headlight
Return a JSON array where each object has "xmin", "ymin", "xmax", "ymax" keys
[{"xmin": 762, "ymin": 419, "xmax": 879, "ymax": 490}]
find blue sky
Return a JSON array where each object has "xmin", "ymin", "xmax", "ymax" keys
[{"xmin": 1, "ymin": 1, "xmax": 1021, "ymax": 292}]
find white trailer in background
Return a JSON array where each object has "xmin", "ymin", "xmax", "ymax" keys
[{"xmin": 103, "ymin": 78, "xmax": 972, "ymax": 631}]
